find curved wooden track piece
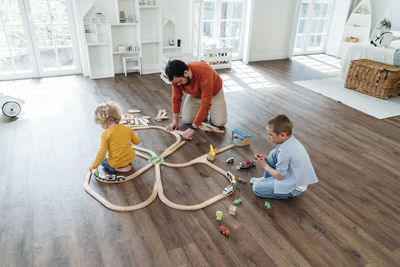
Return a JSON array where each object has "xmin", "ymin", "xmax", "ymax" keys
[{"xmin": 83, "ymin": 126, "xmax": 236, "ymax": 211}]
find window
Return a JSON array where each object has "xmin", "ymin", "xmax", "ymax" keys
[
  {"xmin": 0, "ymin": 0, "xmax": 80, "ymax": 80},
  {"xmin": 202, "ymin": 0, "xmax": 246, "ymax": 59},
  {"xmin": 293, "ymin": 0, "xmax": 332, "ymax": 55}
]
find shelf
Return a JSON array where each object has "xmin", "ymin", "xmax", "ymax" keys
[
  {"xmin": 163, "ymin": 45, "xmax": 180, "ymax": 49},
  {"xmin": 142, "ymin": 40, "xmax": 161, "ymax": 44},
  {"xmin": 87, "ymin": 42, "xmax": 109, "ymax": 46},
  {"xmin": 113, "ymin": 51, "xmax": 140, "ymax": 55},
  {"xmin": 139, "ymin": 5, "xmax": 159, "ymax": 9},
  {"xmin": 110, "ymin": 23, "xmax": 139, "ymax": 26}
]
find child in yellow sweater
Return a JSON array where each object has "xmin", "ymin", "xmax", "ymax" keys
[{"xmin": 89, "ymin": 103, "xmax": 141, "ymax": 173}]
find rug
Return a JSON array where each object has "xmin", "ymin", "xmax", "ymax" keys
[{"xmin": 293, "ymin": 77, "xmax": 400, "ymax": 119}]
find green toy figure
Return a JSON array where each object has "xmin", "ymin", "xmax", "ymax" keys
[
  {"xmin": 216, "ymin": 211, "xmax": 223, "ymax": 221},
  {"xmin": 233, "ymin": 199, "xmax": 242, "ymax": 206},
  {"xmin": 265, "ymin": 201, "xmax": 271, "ymax": 209}
]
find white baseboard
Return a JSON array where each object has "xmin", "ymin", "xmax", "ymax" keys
[{"xmin": 249, "ymin": 52, "xmax": 289, "ymax": 62}]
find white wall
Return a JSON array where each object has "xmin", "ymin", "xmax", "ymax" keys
[
  {"xmin": 247, "ymin": 0, "xmax": 296, "ymax": 62},
  {"xmin": 159, "ymin": 0, "xmax": 190, "ymax": 53},
  {"xmin": 370, "ymin": 0, "xmax": 400, "ymax": 30}
]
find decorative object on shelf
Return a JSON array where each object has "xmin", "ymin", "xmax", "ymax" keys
[
  {"xmin": 169, "ymin": 39, "xmax": 174, "ymax": 46},
  {"xmin": 177, "ymin": 39, "xmax": 181, "ymax": 47},
  {"xmin": 118, "ymin": 45, "xmax": 127, "ymax": 52},
  {"xmin": 380, "ymin": 19, "xmax": 391, "ymax": 30},
  {"xmin": 127, "ymin": 15, "xmax": 135, "ymax": 23},
  {"xmin": 119, "ymin": 11, "xmax": 127, "ymax": 23},
  {"xmin": 139, "ymin": 0, "xmax": 148, "ymax": 6},
  {"xmin": 346, "ymin": 37, "xmax": 359, "ymax": 43},
  {"xmin": 356, "ymin": 5, "xmax": 368, "ymax": 14}
]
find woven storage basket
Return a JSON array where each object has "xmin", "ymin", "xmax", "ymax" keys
[{"xmin": 345, "ymin": 59, "xmax": 400, "ymax": 99}]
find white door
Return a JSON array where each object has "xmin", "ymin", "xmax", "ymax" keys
[
  {"xmin": 293, "ymin": 0, "xmax": 333, "ymax": 55},
  {"xmin": 202, "ymin": 0, "xmax": 246, "ymax": 60},
  {"xmin": 0, "ymin": 0, "xmax": 80, "ymax": 80}
]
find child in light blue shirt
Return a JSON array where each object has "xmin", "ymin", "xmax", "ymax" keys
[{"xmin": 250, "ymin": 114, "xmax": 318, "ymax": 199}]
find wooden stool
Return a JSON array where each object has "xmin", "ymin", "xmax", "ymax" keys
[{"xmin": 122, "ymin": 56, "xmax": 142, "ymax": 76}]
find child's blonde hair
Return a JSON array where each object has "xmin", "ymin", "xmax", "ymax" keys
[
  {"xmin": 94, "ymin": 103, "xmax": 121, "ymax": 124},
  {"xmin": 267, "ymin": 114, "xmax": 293, "ymax": 136}
]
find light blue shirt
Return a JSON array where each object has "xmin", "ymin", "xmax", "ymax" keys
[{"xmin": 274, "ymin": 136, "xmax": 318, "ymax": 194}]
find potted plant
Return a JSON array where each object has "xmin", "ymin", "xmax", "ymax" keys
[{"xmin": 380, "ymin": 19, "xmax": 392, "ymax": 30}]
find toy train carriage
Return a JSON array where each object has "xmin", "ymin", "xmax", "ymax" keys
[{"xmin": 231, "ymin": 129, "xmax": 252, "ymax": 146}]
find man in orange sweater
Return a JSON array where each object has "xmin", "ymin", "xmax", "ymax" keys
[{"xmin": 165, "ymin": 60, "xmax": 227, "ymax": 139}]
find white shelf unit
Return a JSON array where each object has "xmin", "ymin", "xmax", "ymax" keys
[
  {"xmin": 110, "ymin": 0, "xmax": 142, "ymax": 75},
  {"xmin": 337, "ymin": 0, "xmax": 371, "ymax": 58},
  {"xmin": 139, "ymin": 3, "xmax": 162, "ymax": 74},
  {"xmin": 201, "ymin": 47, "xmax": 233, "ymax": 70},
  {"xmin": 162, "ymin": 18, "xmax": 181, "ymax": 51},
  {"xmin": 83, "ymin": 6, "xmax": 114, "ymax": 79}
]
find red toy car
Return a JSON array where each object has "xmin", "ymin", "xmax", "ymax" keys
[
  {"xmin": 220, "ymin": 226, "xmax": 230, "ymax": 237},
  {"xmin": 236, "ymin": 160, "xmax": 256, "ymax": 170}
]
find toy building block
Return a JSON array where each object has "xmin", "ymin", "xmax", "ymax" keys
[
  {"xmin": 226, "ymin": 157, "xmax": 234, "ymax": 164},
  {"xmin": 128, "ymin": 109, "xmax": 141, "ymax": 113},
  {"xmin": 229, "ymin": 205, "xmax": 237, "ymax": 215},
  {"xmin": 233, "ymin": 199, "xmax": 242, "ymax": 205},
  {"xmin": 155, "ymin": 109, "xmax": 169, "ymax": 121},
  {"xmin": 198, "ymin": 122, "xmax": 225, "ymax": 133},
  {"xmin": 216, "ymin": 210, "xmax": 223, "ymax": 221},
  {"xmin": 220, "ymin": 226, "xmax": 230, "ymax": 236},
  {"xmin": 265, "ymin": 201, "xmax": 272, "ymax": 209},
  {"xmin": 231, "ymin": 129, "xmax": 252, "ymax": 146},
  {"xmin": 237, "ymin": 177, "xmax": 247, "ymax": 184}
]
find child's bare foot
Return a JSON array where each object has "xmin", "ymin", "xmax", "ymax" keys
[{"xmin": 115, "ymin": 164, "xmax": 132, "ymax": 172}]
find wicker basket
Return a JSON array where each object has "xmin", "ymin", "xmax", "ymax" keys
[{"xmin": 345, "ymin": 59, "xmax": 400, "ymax": 99}]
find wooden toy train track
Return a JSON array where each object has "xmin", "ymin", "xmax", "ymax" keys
[{"xmin": 83, "ymin": 126, "xmax": 236, "ymax": 211}]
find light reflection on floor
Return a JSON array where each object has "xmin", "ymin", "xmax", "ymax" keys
[{"xmin": 292, "ymin": 54, "xmax": 340, "ymax": 74}]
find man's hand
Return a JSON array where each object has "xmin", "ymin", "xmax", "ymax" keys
[
  {"xmin": 166, "ymin": 122, "xmax": 179, "ymax": 131},
  {"xmin": 182, "ymin": 128, "xmax": 195, "ymax": 139},
  {"xmin": 255, "ymin": 153, "xmax": 267, "ymax": 168}
]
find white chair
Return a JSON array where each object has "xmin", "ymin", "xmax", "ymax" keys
[{"xmin": 122, "ymin": 56, "xmax": 142, "ymax": 76}]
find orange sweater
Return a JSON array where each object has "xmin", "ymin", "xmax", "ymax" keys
[
  {"xmin": 171, "ymin": 62, "xmax": 222, "ymax": 126},
  {"xmin": 91, "ymin": 124, "xmax": 141, "ymax": 169}
]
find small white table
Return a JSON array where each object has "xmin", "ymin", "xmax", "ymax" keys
[{"xmin": 122, "ymin": 56, "xmax": 142, "ymax": 76}]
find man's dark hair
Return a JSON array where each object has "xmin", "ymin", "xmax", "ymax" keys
[{"xmin": 165, "ymin": 60, "xmax": 189, "ymax": 81}]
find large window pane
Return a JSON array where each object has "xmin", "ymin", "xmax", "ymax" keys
[
  {"xmin": 31, "ymin": 0, "xmax": 50, "ymax": 24},
  {"xmin": 222, "ymin": 38, "xmax": 239, "ymax": 54},
  {"xmin": 295, "ymin": 35, "xmax": 304, "ymax": 49},
  {"xmin": 203, "ymin": 2, "xmax": 215, "ymax": 20},
  {"xmin": 54, "ymin": 24, "xmax": 71, "ymax": 46},
  {"xmin": 0, "ymin": 0, "xmax": 22, "ymax": 24},
  {"xmin": 0, "ymin": 50, "xmax": 12, "ymax": 73},
  {"xmin": 220, "ymin": 21, "xmax": 240, "ymax": 38},
  {"xmin": 297, "ymin": 19, "xmax": 306, "ymax": 34},
  {"xmin": 49, "ymin": 0, "xmax": 68, "ymax": 23},
  {"xmin": 300, "ymin": 3, "xmax": 309, "ymax": 18},
  {"xmin": 317, "ymin": 20, "xmax": 325, "ymax": 33},
  {"xmin": 6, "ymin": 26, "xmax": 27, "ymax": 48},
  {"xmin": 58, "ymin": 47, "xmax": 74, "ymax": 68},
  {"xmin": 13, "ymin": 49, "xmax": 33, "ymax": 72},
  {"xmin": 310, "ymin": 19, "xmax": 318, "ymax": 33},
  {"xmin": 203, "ymin": 22, "xmax": 213, "ymax": 38},
  {"xmin": 40, "ymin": 48, "xmax": 57, "ymax": 69},
  {"xmin": 0, "ymin": 29, "xmax": 8, "ymax": 50},
  {"xmin": 36, "ymin": 25, "xmax": 53, "ymax": 47}
]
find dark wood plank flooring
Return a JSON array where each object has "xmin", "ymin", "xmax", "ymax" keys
[{"xmin": 1, "ymin": 56, "xmax": 399, "ymax": 266}]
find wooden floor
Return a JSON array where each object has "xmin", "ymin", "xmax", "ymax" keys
[{"xmin": 1, "ymin": 55, "xmax": 399, "ymax": 266}]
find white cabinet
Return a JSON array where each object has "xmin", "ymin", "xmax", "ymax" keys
[
  {"xmin": 83, "ymin": 6, "xmax": 114, "ymax": 79},
  {"xmin": 337, "ymin": 0, "xmax": 371, "ymax": 58}
]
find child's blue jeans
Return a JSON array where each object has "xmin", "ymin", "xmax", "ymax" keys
[
  {"xmin": 101, "ymin": 157, "xmax": 116, "ymax": 173},
  {"xmin": 252, "ymin": 149, "xmax": 303, "ymax": 199}
]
